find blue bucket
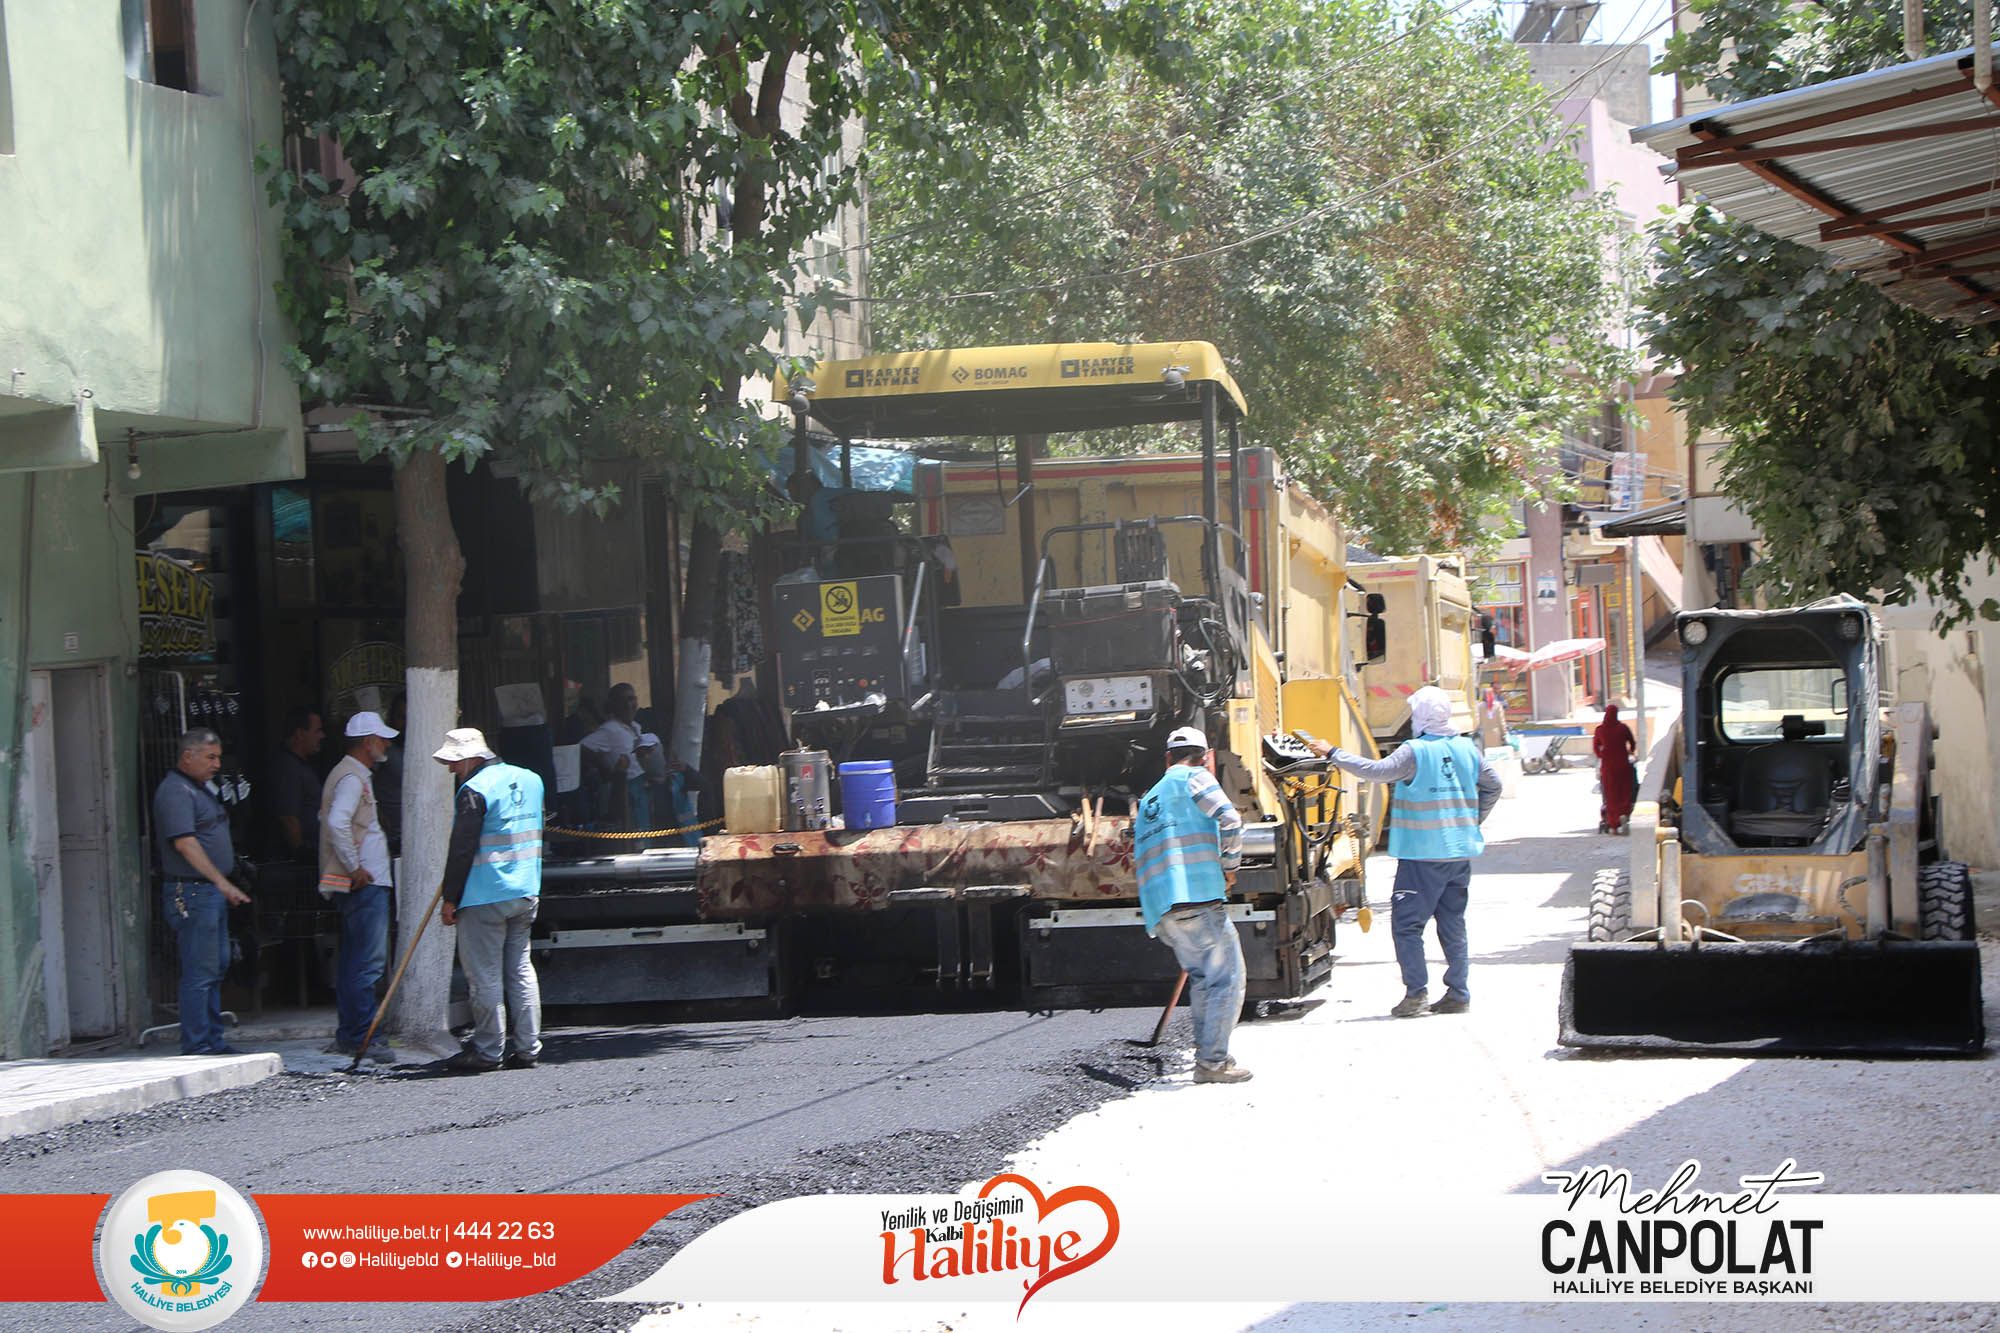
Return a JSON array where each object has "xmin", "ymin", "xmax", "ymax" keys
[{"xmin": 838, "ymin": 760, "xmax": 897, "ymax": 831}]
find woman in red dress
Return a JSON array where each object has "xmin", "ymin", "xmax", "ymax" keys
[{"xmin": 1593, "ymin": 703, "xmax": 1637, "ymax": 834}]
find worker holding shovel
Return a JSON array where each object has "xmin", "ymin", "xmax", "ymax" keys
[{"xmin": 1134, "ymin": 726, "xmax": 1250, "ymax": 1085}]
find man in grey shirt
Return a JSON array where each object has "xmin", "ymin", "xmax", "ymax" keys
[
  {"xmin": 153, "ymin": 729, "xmax": 251, "ymax": 1054},
  {"xmin": 1310, "ymin": 686, "xmax": 1501, "ymax": 1018}
]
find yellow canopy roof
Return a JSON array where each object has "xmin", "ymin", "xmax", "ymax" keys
[{"xmin": 775, "ymin": 341, "xmax": 1248, "ymax": 438}]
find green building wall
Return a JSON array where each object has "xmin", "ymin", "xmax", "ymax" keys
[{"xmin": 0, "ymin": 0, "xmax": 304, "ymax": 1055}]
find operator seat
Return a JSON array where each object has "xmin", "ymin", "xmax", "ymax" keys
[{"xmin": 1729, "ymin": 713, "xmax": 1836, "ymax": 845}]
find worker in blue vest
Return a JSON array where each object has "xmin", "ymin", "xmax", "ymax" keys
[
  {"xmin": 1135, "ymin": 725, "xmax": 1250, "ymax": 1084},
  {"xmin": 1310, "ymin": 685, "xmax": 1501, "ymax": 1018},
  {"xmin": 435, "ymin": 728, "xmax": 545, "ymax": 1073}
]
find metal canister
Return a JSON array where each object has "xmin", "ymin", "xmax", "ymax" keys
[{"xmin": 781, "ymin": 748, "xmax": 832, "ymax": 831}]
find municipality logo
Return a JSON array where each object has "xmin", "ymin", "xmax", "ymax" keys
[{"xmin": 100, "ymin": 1170, "xmax": 266, "ymax": 1330}]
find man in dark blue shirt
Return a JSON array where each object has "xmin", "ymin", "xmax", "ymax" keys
[{"xmin": 152, "ymin": 728, "xmax": 251, "ymax": 1054}]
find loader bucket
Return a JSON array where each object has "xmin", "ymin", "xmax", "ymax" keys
[{"xmin": 1559, "ymin": 940, "xmax": 1986, "ymax": 1057}]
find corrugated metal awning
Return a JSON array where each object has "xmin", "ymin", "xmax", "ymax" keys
[
  {"xmin": 1634, "ymin": 48, "xmax": 2000, "ymax": 322},
  {"xmin": 1596, "ymin": 497, "xmax": 1684, "ymax": 537}
]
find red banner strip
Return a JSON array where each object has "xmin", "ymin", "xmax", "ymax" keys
[
  {"xmin": 254, "ymin": 1193, "xmax": 709, "ymax": 1301},
  {"xmin": 0, "ymin": 1194, "xmax": 110, "ymax": 1300}
]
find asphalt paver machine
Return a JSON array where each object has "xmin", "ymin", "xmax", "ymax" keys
[
  {"xmin": 1559, "ymin": 597, "xmax": 1985, "ymax": 1055},
  {"xmin": 684, "ymin": 341, "xmax": 1378, "ymax": 1009}
]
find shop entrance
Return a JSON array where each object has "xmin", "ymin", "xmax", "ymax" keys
[{"xmin": 24, "ymin": 665, "xmax": 122, "ymax": 1047}]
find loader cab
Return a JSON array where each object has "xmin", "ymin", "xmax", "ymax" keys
[{"xmin": 1677, "ymin": 600, "xmax": 1879, "ymax": 858}]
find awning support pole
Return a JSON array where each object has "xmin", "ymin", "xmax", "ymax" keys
[
  {"xmin": 1200, "ymin": 384, "xmax": 1219, "ymax": 595},
  {"xmin": 1977, "ymin": 0, "xmax": 1993, "ymax": 93},
  {"xmin": 1227, "ymin": 417, "xmax": 1245, "ymax": 578},
  {"xmin": 1015, "ymin": 434, "xmax": 1040, "ymax": 600}
]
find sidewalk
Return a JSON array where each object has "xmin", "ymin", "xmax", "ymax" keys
[{"xmin": 0, "ymin": 1006, "xmax": 418, "ymax": 1143}]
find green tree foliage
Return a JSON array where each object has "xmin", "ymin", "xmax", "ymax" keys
[
  {"xmin": 865, "ymin": 0, "xmax": 1630, "ymax": 552},
  {"xmin": 270, "ymin": 0, "xmax": 1169, "ymax": 522},
  {"xmin": 1647, "ymin": 0, "xmax": 1999, "ymax": 624},
  {"xmin": 274, "ymin": 1, "xmax": 778, "ymax": 529},
  {"xmin": 1658, "ymin": 0, "xmax": 1971, "ymax": 101},
  {"xmin": 1643, "ymin": 207, "xmax": 2000, "ymax": 622}
]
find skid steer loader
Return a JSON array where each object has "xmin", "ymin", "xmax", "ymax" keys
[{"xmin": 1559, "ymin": 597, "xmax": 1985, "ymax": 1056}]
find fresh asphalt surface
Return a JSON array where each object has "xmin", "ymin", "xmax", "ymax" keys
[{"xmin": 0, "ymin": 1006, "xmax": 1175, "ymax": 1332}]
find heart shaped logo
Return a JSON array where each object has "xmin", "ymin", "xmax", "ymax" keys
[{"xmin": 977, "ymin": 1172, "xmax": 1120, "ymax": 1315}]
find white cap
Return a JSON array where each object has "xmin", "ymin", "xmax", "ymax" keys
[
  {"xmin": 432, "ymin": 728, "xmax": 497, "ymax": 764},
  {"xmin": 1166, "ymin": 725, "xmax": 1208, "ymax": 752},
  {"xmin": 345, "ymin": 710, "xmax": 399, "ymax": 740},
  {"xmin": 637, "ymin": 732, "xmax": 662, "ymax": 749}
]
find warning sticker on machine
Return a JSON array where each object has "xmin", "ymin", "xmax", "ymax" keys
[{"xmin": 820, "ymin": 582, "xmax": 860, "ymax": 637}]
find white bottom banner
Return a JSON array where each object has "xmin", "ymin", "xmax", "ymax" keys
[{"xmin": 609, "ymin": 1160, "xmax": 1999, "ymax": 1307}]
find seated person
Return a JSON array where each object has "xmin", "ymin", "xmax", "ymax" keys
[{"xmin": 581, "ymin": 683, "xmax": 649, "ymax": 830}]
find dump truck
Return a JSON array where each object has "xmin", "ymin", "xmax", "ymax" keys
[
  {"xmin": 531, "ymin": 342, "xmax": 1382, "ymax": 1012},
  {"xmin": 1350, "ymin": 555, "xmax": 1476, "ymax": 745},
  {"xmin": 1559, "ymin": 597, "xmax": 1985, "ymax": 1056}
]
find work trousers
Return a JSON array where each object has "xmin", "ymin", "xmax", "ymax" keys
[
  {"xmin": 1153, "ymin": 899, "xmax": 1246, "ymax": 1066},
  {"xmin": 455, "ymin": 895, "xmax": 542, "ymax": 1062},
  {"xmin": 333, "ymin": 882, "xmax": 391, "ymax": 1049},
  {"xmin": 1391, "ymin": 857, "xmax": 1472, "ymax": 1002}
]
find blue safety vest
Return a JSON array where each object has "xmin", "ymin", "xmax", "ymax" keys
[
  {"xmin": 1387, "ymin": 735, "xmax": 1485, "ymax": 861},
  {"xmin": 462, "ymin": 762, "xmax": 545, "ymax": 908},
  {"xmin": 1134, "ymin": 765, "xmax": 1228, "ymax": 933}
]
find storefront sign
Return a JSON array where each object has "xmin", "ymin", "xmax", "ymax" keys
[
  {"xmin": 329, "ymin": 641, "xmax": 405, "ymax": 715},
  {"xmin": 136, "ymin": 552, "xmax": 216, "ymax": 660}
]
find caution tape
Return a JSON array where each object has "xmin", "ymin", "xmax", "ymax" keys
[{"xmin": 545, "ymin": 817, "xmax": 723, "ymax": 841}]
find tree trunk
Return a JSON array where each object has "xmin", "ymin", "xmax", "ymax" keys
[
  {"xmin": 389, "ymin": 447, "xmax": 466, "ymax": 1056},
  {"xmin": 669, "ymin": 515, "xmax": 721, "ymax": 770}
]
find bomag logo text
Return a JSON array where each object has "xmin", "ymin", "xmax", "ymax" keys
[
  {"xmin": 844, "ymin": 367, "xmax": 921, "ymax": 389},
  {"xmin": 972, "ymin": 366, "xmax": 1030, "ymax": 382},
  {"xmin": 1059, "ymin": 356, "xmax": 1137, "ymax": 379}
]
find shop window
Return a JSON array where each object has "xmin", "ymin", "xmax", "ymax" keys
[
  {"xmin": 123, "ymin": 0, "xmax": 196, "ymax": 92},
  {"xmin": 271, "ymin": 485, "xmax": 315, "ymax": 608},
  {"xmin": 314, "ymin": 486, "xmax": 402, "ymax": 609}
]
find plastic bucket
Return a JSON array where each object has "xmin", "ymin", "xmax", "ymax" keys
[{"xmin": 838, "ymin": 760, "xmax": 898, "ymax": 831}]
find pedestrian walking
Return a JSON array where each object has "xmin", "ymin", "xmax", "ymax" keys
[
  {"xmin": 1593, "ymin": 703, "xmax": 1638, "ymax": 835},
  {"xmin": 318, "ymin": 711, "xmax": 399, "ymax": 1063},
  {"xmin": 1134, "ymin": 725, "xmax": 1251, "ymax": 1084},
  {"xmin": 1309, "ymin": 685, "xmax": 1500, "ymax": 1018},
  {"xmin": 434, "ymin": 728, "xmax": 545, "ymax": 1073},
  {"xmin": 152, "ymin": 729, "xmax": 252, "ymax": 1055}
]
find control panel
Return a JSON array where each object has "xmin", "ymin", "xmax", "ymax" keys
[
  {"xmin": 1262, "ymin": 729, "xmax": 1324, "ymax": 768},
  {"xmin": 1062, "ymin": 674, "xmax": 1155, "ymax": 717},
  {"xmin": 774, "ymin": 575, "xmax": 907, "ymax": 711}
]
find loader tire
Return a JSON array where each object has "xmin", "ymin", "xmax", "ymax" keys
[
  {"xmin": 1918, "ymin": 861, "xmax": 1975, "ymax": 941},
  {"xmin": 1587, "ymin": 868, "xmax": 1633, "ymax": 942}
]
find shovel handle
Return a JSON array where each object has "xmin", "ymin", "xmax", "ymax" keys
[
  {"xmin": 1147, "ymin": 970, "xmax": 1190, "ymax": 1047},
  {"xmin": 350, "ymin": 878, "xmax": 450, "ymax": 1071}
]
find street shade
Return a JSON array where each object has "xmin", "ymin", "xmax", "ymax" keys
[{"xmin": 1522, "ymin": 637, "xmax": 1607, "ymax": 671}]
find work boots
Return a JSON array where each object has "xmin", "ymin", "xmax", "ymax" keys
[{"xmin": 1193, "ymin": 1056, "xmax": 1254, "ymax": 1084}]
